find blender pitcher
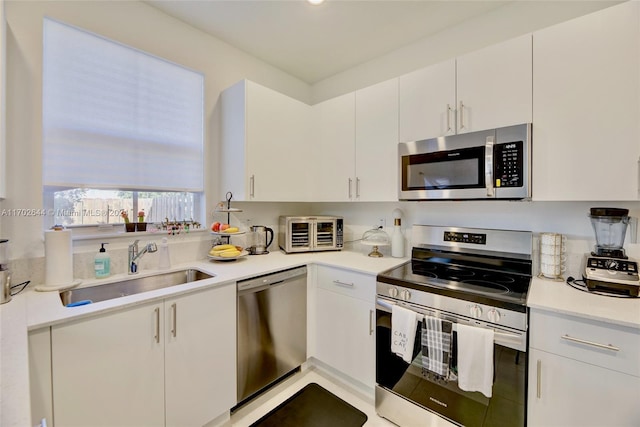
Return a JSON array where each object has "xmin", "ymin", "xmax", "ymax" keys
[{"xmin": 589, "ymin": 207, "xmax": 630, "ymax": 257}]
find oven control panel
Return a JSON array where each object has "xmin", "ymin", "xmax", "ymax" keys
[{"xmin": 443, "ymin": 231, "xmax": 487, "ymax": 245}]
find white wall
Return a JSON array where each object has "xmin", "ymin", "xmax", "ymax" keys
[
  {"xmin": 1, "ymin": 0, "xmax": 311, "ymax": 260},
  {"xmin": 310, "ymin": 0, "xmax": 621, "ymax": 103}
]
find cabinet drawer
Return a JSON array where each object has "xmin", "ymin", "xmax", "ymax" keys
[
  {"xmin": 530, "ymin": 309, "xmax": 640, "ymax": 377},
  {"xmin": 316, "ymin": 265, "xmax": 375, "ymax": 303}
]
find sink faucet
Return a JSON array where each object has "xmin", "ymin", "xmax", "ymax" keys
[{"xmin": 128, "ymin": 240, "xmax": 158, "ymax": 275}]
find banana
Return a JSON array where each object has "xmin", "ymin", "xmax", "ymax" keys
[
  {"xmin": 210, "ymin": 245, "xmax": 244, "ymax": 257},
  {"xmin": 219, "ymin": 250, "xmax": 241, "ymax": 258},
  {"xmin": 212, "ymin": 244, "xmax": 235, "ymax": 251},
  {"xmin": 222, "ymin": 227, "xmax": 239, "ymax": 233}
]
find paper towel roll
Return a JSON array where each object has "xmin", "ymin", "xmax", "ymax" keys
[{"xmin": 44, "ymin": 229, "xmax": 74, "ymax": 288}]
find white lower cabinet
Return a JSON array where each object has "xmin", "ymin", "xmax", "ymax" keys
[
  {"xmin": 528, "ymin": 309, "xmax": 640, "ymax": 427},
  {"xmin": 51, "ymin": 284, "xmax": 236, "ymax": 427},
  {"xmin": 528, "ymin": 348, "xmax": 640, "ymax": 427},
  {"xmin": 314, "ymin": 266, "xmax": 375, "ymax": 388}
]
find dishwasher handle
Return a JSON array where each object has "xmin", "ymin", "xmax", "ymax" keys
[{"xmin": 237, "ymin": 266, "xmax": 307, "ymax": 293}]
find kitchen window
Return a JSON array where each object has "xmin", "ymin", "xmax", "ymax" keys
[{"xmin": 42, "ymin": 18, "xmax": 204, "ymax": 230}]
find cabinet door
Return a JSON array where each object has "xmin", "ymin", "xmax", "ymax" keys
[
  {"xmin": 399, "ymin": 59, "xmax": 455, "ymax": 142},
  {"xmin": 355, "ymin": 79, "xmax": 399, "ymax": 201},
  {"xmin": 315, "ymin": 288, "xmax": 375, "ymax": 388},
  {"xmin": 532, "ymin": 1, "xmax": 640, "ymax": 201},
  {"xmin": 456, "ymin": 34, "xmax": 532, "ymax": 134},
  {"xmin": 165, "ymin": 285, "xmax": 236, "ymax": 426},
  {"xmin": 528, "ymin": 348, "xmax": 640, "ymax": 427},
  {"xmin": 220, "ymin": 80, "xmax": 313, "ymax": 202},
  {"xmin": 246, "ymin": 81, "xmax": 313, "ymax": 201},
  {"xmin": 52, "ymin": 302, "xmax": 165, "ymax": 426},
  {"xmin": 312, "ymin": 92, "xmax": 356, "ymax": 201}
]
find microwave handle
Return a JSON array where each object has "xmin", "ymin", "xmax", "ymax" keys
[{"xmin": 485, "ymin": 136, "xmax": 495, "ymax": 197}]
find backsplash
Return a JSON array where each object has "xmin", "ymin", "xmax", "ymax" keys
[{"xmin": 9, "ymin": 235, "xmax": 213, "ymax": 286}]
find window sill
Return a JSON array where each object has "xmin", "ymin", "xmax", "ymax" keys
[{"xmin": 69, "ymin": 226, "xmax": 209, "ymax": 241}]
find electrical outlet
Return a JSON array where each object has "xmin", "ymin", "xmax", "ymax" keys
[{"xmin": 379, "ymin": 218, "xmax": 386, "ymax": 228}]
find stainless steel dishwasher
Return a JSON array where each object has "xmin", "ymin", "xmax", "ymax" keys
[{"xmin": 236, "ymin": 266, "xmax": 307, "ymax": 404}]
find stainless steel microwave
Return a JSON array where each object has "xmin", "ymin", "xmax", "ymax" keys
[
  {"xmin": 279, "ymin": 216, "xmax": 344, "ymax": 253},
  {"xmin": 399, "ymin": 123, "xmax": 531, "ymax": 201}
]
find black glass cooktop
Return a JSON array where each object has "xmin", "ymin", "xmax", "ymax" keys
[{"xmin": 377, "ymin": 247, "xmax": 532, "ymax": 310}]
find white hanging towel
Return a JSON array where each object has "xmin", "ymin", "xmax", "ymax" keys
[
  {"xmin": 456, "ymin": 323, "xmax": 494, "ymax": 398},
  {"xmin": 391, "ymin": 304, "xmax": 421, "ymax": 363}
]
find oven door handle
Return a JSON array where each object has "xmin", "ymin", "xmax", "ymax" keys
[{"xmin": 376, "ymin": 297, "xmax": 526, "ymax": 351}]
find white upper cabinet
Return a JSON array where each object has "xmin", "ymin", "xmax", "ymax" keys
[
  {"xmin": 532, "ymin": 1, "xmax": 640, "ymax": 201},
  {"xmin": 220, "ymin": 80, "xmax": 312, "ymax": 201},
  {"xmin": 399, "ymin": 59, "xmax": 456, "ymax": 142},
  {"xmin": 355, "ymin": 79, "xmax": 399, "ymax": 202},
  {"xmin": 312, "ymin": 92, "xmax": 356, "ymax": 201},
  {"xmin": 399, "ymin": 35, "xmax": 532, "ymax": 142},
  {"xmin": 456, "ymin": 34, "xmax": 532, "ymax": 134},
  {"xmin": 311, "ymin": 78, "xmax": 399, "ymax": 202}
]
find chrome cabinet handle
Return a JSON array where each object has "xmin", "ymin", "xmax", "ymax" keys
[
  {"xmin": 446, "ymin": 104, "xmax": 452, "ymax": 133},
  {"xmin": 356, "ymin": 177, "xmax": 361, "ymax": 198},
  {"xmin": 561, "ymin": 334, "xmax": 620, "ymax": 351},
  {"xmin": 536, "ymin": 359, "xmax": 541, "ymax": 398},
  {"xmin": 171, "ymin": 303, "xmax": 177, "ymax": 338},
  {"xmin": 458, "ymin": 101, "xmax": 465, "ymax": 130},
  {"xmin": 250, "ymin": 175, "xmax": 255, "ymax": 198},
  {"xmin": 154, "ymin": 307, "xmax": 160, "ymax": 343},
  {"xmin": 348, "ymin": 178, "xmax": 353, "ymax": 199},
  {"xmin": 369, "ymin": 309, "xmax": 374, "ymax": 335},
  {"xmin": 333, "ymin": 280, "xmax": 354, "ymax": 288}
]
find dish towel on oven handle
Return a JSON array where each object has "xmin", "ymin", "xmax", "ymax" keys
[
  {"xmin": 456, "ymin": 323, "xmax": 495, "ymax": 398},
  {"xmin": 390, "ymin": 304, "xmax": 421, "ymax": 363},
  {"xmin": 421, "ymin": 315, "xmax": 453, "ymax": 380}
]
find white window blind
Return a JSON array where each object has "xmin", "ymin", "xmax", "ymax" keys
[{"xmin": 43, "ymin": 18, "xmax": 204, "ymax": 192}]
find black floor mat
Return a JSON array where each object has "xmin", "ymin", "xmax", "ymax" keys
[{"xmin": 250, "ymin": 382, "xmax": 368, "ymax": 427}]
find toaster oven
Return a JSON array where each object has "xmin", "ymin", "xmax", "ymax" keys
[{"xmin": 279, "ymin": 216, "xmax": 344, "ymax": 253}]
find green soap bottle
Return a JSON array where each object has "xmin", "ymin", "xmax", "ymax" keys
[{"xmin": 94, "ymin": 243, "xmax": 111, "ymax": 278}]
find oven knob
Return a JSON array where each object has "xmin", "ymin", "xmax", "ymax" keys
[
  {"xmin": 487, "ymin": 308, "xmax": 501, "ymax": 323},
  {"xmin": 400, "ymin": 289, "xmax": 412, "ymax": 301},
  {"xmin": 388, "ymin": 287, "xmax": 399, "ymax": 298},
  {"xmin": 469, "ymin": 305, "xmax": 483, "ymax": 318}
]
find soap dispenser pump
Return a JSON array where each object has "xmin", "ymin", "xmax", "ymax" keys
[{"xmin": 94, "ymin": 243, "xmax": 111, "ymax": 278}]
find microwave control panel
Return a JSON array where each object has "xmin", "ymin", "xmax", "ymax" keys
[{"xmin": 494, "ymin": 141, "xmax": 523, "ymax": 188}]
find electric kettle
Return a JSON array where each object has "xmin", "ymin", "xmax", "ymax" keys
[{"xmin": 248, "ymin": 226, "xmax": 274, "ymax": 255}]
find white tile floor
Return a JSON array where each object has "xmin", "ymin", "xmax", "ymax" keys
[{"xmin": 227, "ymin": 367, "xmax": 398, "ymax": 427}]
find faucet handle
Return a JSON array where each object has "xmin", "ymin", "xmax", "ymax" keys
[{"xmin": 131, "ymin": 239, "xmax": 140, "ymax": 247}]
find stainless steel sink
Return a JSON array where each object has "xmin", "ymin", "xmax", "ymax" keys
[{"xmin": 60, "ymin": 269, "xmax": 214, "ymax": 306}]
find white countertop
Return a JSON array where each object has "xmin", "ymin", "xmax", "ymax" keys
[
  {"xmin": 528, "ymin": 276, "xmax": 640, "ymax": 330},
  {"xmin": 4, "ymin": 250, "xmax": 640, "ymax": 426},
  {"xmin": 0, "ymin": 249, "xmax": 406, "ymax": 427}
]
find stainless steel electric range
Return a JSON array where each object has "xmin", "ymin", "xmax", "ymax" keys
[{"xmin": 375, "ymin": 225, "xmax": 532, "ymax": 427}]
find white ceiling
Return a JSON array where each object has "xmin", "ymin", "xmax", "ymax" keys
[{"xmin": 146, "ymin": 0, "xmax": 513, "ymax": 84}]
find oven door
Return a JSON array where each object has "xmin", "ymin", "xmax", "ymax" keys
[{"xmin": 375, "ymin": 297, "xmax": 527, "ymax": 427}]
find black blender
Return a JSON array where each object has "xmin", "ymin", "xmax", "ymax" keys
[{"xmin": 582, "ymin": 208, "xmax": 639, "ymax": 297}]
